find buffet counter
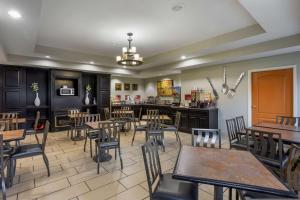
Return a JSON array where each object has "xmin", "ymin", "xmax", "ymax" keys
[{"xmin": 112, "ymin": 104, "xmax": 218, "ymax": 133}]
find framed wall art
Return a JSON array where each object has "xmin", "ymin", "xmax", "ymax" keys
[
  {"xmin": 115, "ymin": 83, "xmax": 122, "ymax": 91},
  {"xmin": 132, "ymin": 84, "xmax": 138, "ymax": 91},
  {"xmin": 124, "ymin": 83, "xmax": 130, "ymax": 91}
]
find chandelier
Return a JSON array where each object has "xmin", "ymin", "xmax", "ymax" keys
[{"xmin": 116, "ymin": 33, "xmax": 143, "ymax": 66}]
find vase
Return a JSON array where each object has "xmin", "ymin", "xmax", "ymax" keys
[
  {"xmin": 34, "ymin": 92, "xmax": 40, "ymax": 107},
  {"xmin": 85, "ymin": 92, "xmax": 90, "ymax": 105}
]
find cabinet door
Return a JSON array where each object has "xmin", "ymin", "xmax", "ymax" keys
[
  {"xmin": 4, "ymin": 68, "xmax": 24, "ymax": 88},
  {"xmin": 189, "ymin": 114, "xmax": 201, "ymax": 129},
  {"xmin": 179, "ymin": 112, "xmax": 189, "ymax": 133},
  {"xmin": 98, "ymin": 90, "xmax": 110, "ymax": 107},
  {"xmin": 98, "ymin": 75, "xmax": 110, "ymax": 90}
]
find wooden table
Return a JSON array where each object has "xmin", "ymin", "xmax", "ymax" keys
[
  {"xmin": 255, "ymin": 122, "xmax": 300, "ymax": 132},
  {"xmin": 10, "ymin": 118, "xmax": 26, "ymax": 124},
  {"xmin": 173, "ymin": 146, "xmax": 296, "ymax": 200},
  {"xmin": 0, "ymin": 129, "xmax": 26, "ymax": 142},
  {"xmin": 245, "ymin": 126, "xmax": 300, "ymax": 145}
]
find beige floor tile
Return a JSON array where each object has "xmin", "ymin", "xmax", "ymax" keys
[
  {"xmin": 86, "ymin": 170, "xmax": 126, "ymax": 190},
  {"xmin": 38, "ymin": 183, "xmax": 89, "ymax": 200},
  {"xmin": 119, "ymin": 170, "xmax": 147, "ymax": 189},
  {"xmin": 107, "ymin": 185, "xmax": 148, "ymax": 200},
  {"xmin": 68, "ymin": 167, "xmax": 107, "ymax": 185},
  {"xmin": 35, "ymin": 168, "xmax": 77, "ymax": 187},
  {"xmin": 122, "ymin": 162, "xmax": 144, "ymax": 176},
  {"xmin": 78, "ymin": 182, "xmax": 126, "ymax": 200},
  {"xmin": 7, "ymin": 180, "xmax": 35, "ymax": 196},
  {"xmin": 19, "ymin": 165, "xmax": 62, "ymax": 183},
  {"xmin": 18, "ymin": 178, "xmax": 70, "ymax": 200}
]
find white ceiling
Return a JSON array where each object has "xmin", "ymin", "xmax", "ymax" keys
[{"xmin": 0, "ymin": 0, "xmax": 300, "ymax": 77}]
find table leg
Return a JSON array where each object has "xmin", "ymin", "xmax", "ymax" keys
[
  {"xmin": 214, "ymin": 186, "xmax": 223, "ymax": 200},
  {"xmin": 71, "ymin": 130, "xmax": 85, "ymax": 141},
  {"xmin": 92, "ymin": 149, "xmax": 112, "ymax": 162}
]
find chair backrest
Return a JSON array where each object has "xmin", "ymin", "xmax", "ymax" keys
[
  {"xmin": 192, "ymin": 128, "xmax": 221, "ymax": 148},
  {"xmin": 68, "ymin": 109, "xmax": 80, "ymax": 115},
  {"xmin": 85, "ymin": 114, "xmax": 101, "ymax": 123},
  {"xmin": 286, "ymin": 144, "xmax": 300, "ymax": 192},
  {"xmin": 276, "ymin": 116, "xmax": 300, "ymax": 127},
  {"xmin": 104, "ymin": 107, "xmax": 110, "ymax": 120},
  {"xmin": 41, "ymin": 121, "xmax": 50, "ymax": 152},
  {"xmin": 174, "ymin": 111, "xmax": 181, "ymax": 130},
  {"xmin": 147, "ymin": 114, "xmax": 161, "ymax": 132},
  {"xmin": 33, "ymin": 111, "xmax": 41, "ymax": 131},
  {"xmin": 141, "ymin": 140, "xmax": 162, "ymax": 197},
  {"xmin": 146, "ymin": 109, "xmax": 159, "ymax": 121},
  {"xmin": 0, "ymin": 120, "xmax": 10, "ymax": 131},
  {"xmin": 236, "ymin": 116, "xmax": 246, "ymax": 132},
  {"xmin": 245, "ymin": 129, "xmax": 283, "ymax": 169},
  {"xmin": 121, "ymin": 106, "xmax": 130, "ymax": 111},
  {"xmin": 226, "ymin": 118, "xmax": 240, "ymax": 144},
  {"xmin": 97, "ymin": 121, "xmax": 120, "ymax": 144},
  {"xmin": 74, "ymin": 112, "xmax": 86, "ymax": 127},
  {"xmin": 0, "ymin": 112, "xmax": 19, "ymax": 130}
]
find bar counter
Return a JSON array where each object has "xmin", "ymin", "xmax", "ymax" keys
[{"xmin": 112, "ymin": 104, "xmax": 218, "ymax": 133}]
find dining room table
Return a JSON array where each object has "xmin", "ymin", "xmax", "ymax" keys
[
  {"xmin": 173, "ymin": 146, "xmax": 297, "ymax": 200},
  {"xmin": 244, "ymin": 126, "xmax": 300, "ymax": 145},
  {"xmin": 254, "ymin": 122, "xmax": 300, "ymax": 132}
]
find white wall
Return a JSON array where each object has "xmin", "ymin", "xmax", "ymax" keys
[
  {"xmin": 111, "ymin": 76, "xmax": 145, "ymax": 100},
  {"xmin": 144, "ymin": 51, "xmax": 300, "ymax": 133}
]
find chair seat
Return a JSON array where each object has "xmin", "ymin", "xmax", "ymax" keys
[
  {"xmin": 152, "ymin": 173, "xmax": 198, "ymax": 200},
  {"xmin": 231, "ymin": 137, "xmax": 253, "ymax": 150},
  {"xmin": 257, "ymin": 155, "xmax": 286, "ymax": 169},
  {"xmin": 26, "ymin": 129, "xmax": 35, "ymax": 135},
  {"xmin": 148, "ymin": 130, "xmax": 163, "ymax": 135},
  {"xmin": 239, "ymin": 190, "xmax": 292, "ymax": 199},
  {"xmin": 95, "ymin": 139, "xmax": 118, "ymax": 148},
  {"xmin": 135, "ymin": 125, "xmax": 146, "ymax": 131},
  {"xmin": 12, "ymin": 144, "xmax": 43, "ymax": 159},
  {"xmin": 163, "ymin": 125, "xmax": 177, "ymax": 132}
]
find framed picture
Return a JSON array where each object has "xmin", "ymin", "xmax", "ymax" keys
[
  {"xmin": 157, "ymin": 79, "xmax": 173, "ymax": 96},
  {"xmin": 132, "ymin": 84, "xmax": 138, "ymax": 91},
  {"xmin": 115, "ymin": 83, "xmax": 122, "ymax": 91},
  {"xmin": 124, "ymin": 83, "xmax": 130, "ymax": 91}
]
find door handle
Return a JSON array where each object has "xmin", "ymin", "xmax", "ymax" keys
[{"xmin": 252, "ymin": 105, "xmax": 257, "ymax": 109}]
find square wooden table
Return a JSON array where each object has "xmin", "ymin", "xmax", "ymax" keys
[
  {"xmin": 0, "ymin": 129, "xmax": 26, "ymax": 142},
  {"xmin": 245, "ymin": 126, "xmax": 300, "ymax": 145},
  {"xmin": 255, "ymin": 122, "xmax": 300, "ymax": 132},
  {"xmin": 173, "ymin": 146, "xmax": 296, "ymax": 200}
]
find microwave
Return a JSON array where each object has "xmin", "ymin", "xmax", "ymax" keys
[{"xmin": 60, "ymin": 88, "xmax": 75, "ymax": 96}]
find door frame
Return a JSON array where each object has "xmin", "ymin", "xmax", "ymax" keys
[{"xmin": 247, "ymin": 65, "xmax": 298, "ymax": 126}]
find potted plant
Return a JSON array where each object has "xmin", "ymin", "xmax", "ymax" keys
[
  {"xmin": 31, "ymin": 82, "xmax": 40, "ymax": 107},
  {"xmin": 85, "ymin": 84, "xmax": 91, "ymax": 105}
]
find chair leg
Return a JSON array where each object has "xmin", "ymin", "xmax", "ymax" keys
[
  {"xmin": 1, "ymin": 170, "xmax": 6, "ymax": 200},
  {"xmin": 115, "ymin": 148, "xmax": 117, "ymax": 160},
  {"xmin": 96, "ymin": 145, "xmax": 100, "ymax": 174},
  {"xmin": 118, "ymin": 147, "xmax": 123, "ymax": 170},
  {"xmin": 236, "ymin": 190, "xmax": 239, "ymax": 200},
  {"xmin": 42, "ymin": 154, "xmax": 50, "ymax": 177},
  {"xmin": 131, "ymin": 129, "xmax": 137, "ymax": 146},
  {"xmin": 83, "ymin": 135, "xmax": 87, "ymax": 152},
  {"xmin": 229, "ymin": 188, "xmax": 232, "ymax": 200},
  {"xmin": 89, "ymin": 138, "xmax": 93, "ymax": 158}
]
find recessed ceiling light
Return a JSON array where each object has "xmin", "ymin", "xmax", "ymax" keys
[
  {"xmin": 45, "ymin": 55, "xmax": 50, "ymax": 58},
  {"xmin": 123, "ymin": 66, "xmax": 127, "ymax": 68},
  {"xmin": 8, "ymin": 10, "xmax": 22, "ymax": 19},
  {"xmin": 172, "ymin": 3, "xmax": 184, "ymax": 12},
  {"xmin": 89, "ymin": 61, "xmax": 94, "ymax": 64},
  {"xmin": 181, "ymin": 55, "xmax": 186, "ymax": 60}
]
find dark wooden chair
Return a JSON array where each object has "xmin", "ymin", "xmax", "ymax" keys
[
  {"xmin": 238, "ymin": 144, "xmax": 300, "ymax": 199},
  {"xmin": 226, "ymin": 118, "xmax": 248, "ymax": 150},
  {"xmin": 131, "ymin": 108, "xmax": 147, "ymax": 145},
  {"xmin": 236, "ymin": 116, "xmax": 246, "ymax": 133},
  {"xmin": 95, "ymin": 121, "xmax": 123, "ymax": 174},
  {"xmin": 70, "ymin": 112, "xmax": 87, "ymax": 141},
  {"xmin": 191, "ymin": 128, "xmax": 221, "ymax": 148},
  {"xmin": 0, "ymin": 135, "xmax": 8, "ymax": 200},
  {"xmin": 10, "ymin": 121, "xmax": 50, "ymax": 185},
  {"xmin": 146, "ymin": 114, "xmax": 165, "ymax": 151},
  {"xmin": 104, "ymin": 107, "xmax": 111, "ymax": 120},
  {"xmin": 83, "ymin": 114, "xmax": 101, "ymax": 157},
  {"xmin": 141, "ymin": 139, "xmax": 198, "ymax": 200},
  {"xmin": 245, "ymin": 129, "xmax": 285, "ymax": 178},
  {"xmin": 0, "ymin": 120, "xmax": 9, "ymax": 131},
  {"xmin": 163, "ymin": 111, "xmax": 181, "ymax": 147},
  {"xmin": 276, "ymin": 116, "xmax": 300, "ymax": 127},
  {"xmin": 0, "ymin": 112, "xmax": 19, "ymax": 130},
  {"xmin": 67, "ymin": 109, "xmax": 80, "ymax": 137},
  {"xmin": 26, "ymin": 111, "xmax": 41, "ymax": 144}
]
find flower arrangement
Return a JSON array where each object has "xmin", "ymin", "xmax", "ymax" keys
[
  {"xmin": 86, "ymin": 84, "xmax": 91, "ymax": 93},
  {"xmin": 31, "ymin": 82, "xmax": 39, "ymax": 92}
]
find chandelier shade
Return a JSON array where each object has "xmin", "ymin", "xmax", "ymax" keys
[{"xmin": 116, "ymin": 33, "xmax": 143, "ymax": 66}]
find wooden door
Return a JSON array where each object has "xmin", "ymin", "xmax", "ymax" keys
[{"xmin": 252, "ymin": 68, "xmax": 293, "ymax": 125}]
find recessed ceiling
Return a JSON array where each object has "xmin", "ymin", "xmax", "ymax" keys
[{"xmin": 0, "ymin": 0, "xmax": 300, "ymax": 78}]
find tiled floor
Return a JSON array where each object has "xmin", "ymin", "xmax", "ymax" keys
[{"xmin": 5, "ymin": 126, "xmax": 235, "ymax": 200}]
